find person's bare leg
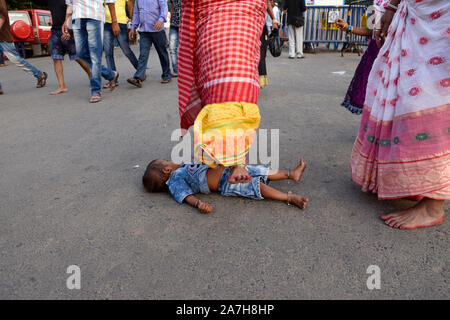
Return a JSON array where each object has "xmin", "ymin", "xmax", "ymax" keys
[
  {"xmin": 268, "ymin": 158, "xmax": 307, "ymax": 182},
  {"xmin": 260, "ymin": 182, "xmax": 308, "ymax": 211},
  {"xmin": 380, "ymin": 198, "xmax": 445, "ymax": 230},
  {"xmin": 50, "ymin": 59, "xmax": 68, "ymax": 95},
  {"xmin": 76, "ymin": 58, "xmax": 91, "ymax": 79}
]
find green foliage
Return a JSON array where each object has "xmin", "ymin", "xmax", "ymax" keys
[{"xmin": 7, "ymin": 0, "xmax": 47, "ymax": 10}]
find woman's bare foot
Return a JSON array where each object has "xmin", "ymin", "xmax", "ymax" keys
[
  {"xmin": 50, "ymin": 87, "xmax": 68, "ymax": 95},
  {"xmin": 289, "ymin": 194, "xmax": 309, "ymax": 211},
  {"xmin": 381, "ymin": 198, "xmax": 445, "ymax": 230},
  {"xmin": 228, "ymin": 165, "xmax": 252, "ymax": 184},
  {"xmin": 290, "ymin": 158, "xmax": 307, "ymax": 182}
]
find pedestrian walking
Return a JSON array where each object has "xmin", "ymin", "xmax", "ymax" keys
[
  {"xmin": 284, "ymin": 0, "xmax": 306, "ymax": 59},
  {"xmin": 169, "ymin": 0, "xmax": 181, "ymax": 77},
  {"xmin": 103, "ymin": 0, "xmax": 139, "ymax": 84},
  {"xmin": 63, "ymin": 0, "xmax": 120, "ymax": 103},
  {"xmin": 0, "ymin": 0, "xmax": 47, "ymax": 94},
  {"xmin": 259, "ymin": 0, "xmax": 279, "ymax": 89},
  {"xmin": 127, "ymin": 0, "xmax": 172, "ymax": 87},
  {"xmin": 48, "ymin": 0, "xmax": 91, "ymax": 95}
]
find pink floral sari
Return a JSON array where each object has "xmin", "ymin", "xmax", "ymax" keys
[{"xmin": 350, "ymin": 0, "xmax": 450, "ymax": 199}]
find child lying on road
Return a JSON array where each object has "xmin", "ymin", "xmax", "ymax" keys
[{"xmin": 143, "ymin": 158, "xmax": 308, "ymax": 214}]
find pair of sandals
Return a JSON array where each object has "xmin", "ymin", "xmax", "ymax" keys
[
  {"xmin": 90, "ymin": 72, "xmax": 120, "ymax": 103},
  {"xmin": 36, "ymin": 72, "xmax": 48, "ymax": 88},
  {"xmin": 102, "ymin": 72, "xmax": 120, "ymax": 90},
  {"xmin": 127, "ymin": 76, "xmax": 171, "ymax": 87}
]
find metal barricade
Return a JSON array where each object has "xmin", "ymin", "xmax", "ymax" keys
[{"xmin": 303, "ymin": 5, "xmax": 370, "ymax": 46}]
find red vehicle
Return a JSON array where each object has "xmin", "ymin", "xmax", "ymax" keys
[{"xmin": 8, "ymin": 9, "xmax": 52, "ymax": 57}]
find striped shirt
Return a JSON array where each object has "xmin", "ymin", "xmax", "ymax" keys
[{"xmin": 65, "ymin": 0, "xmax": 116, "ymax": 22}]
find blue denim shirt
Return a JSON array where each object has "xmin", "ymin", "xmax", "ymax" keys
[
  {"xmin": 131, "ymin": 0, "xmax": 168, "ymax": 32},
  {"xmin": 167, "ymin": 163, "xmax": 211, "ymax": 204}
]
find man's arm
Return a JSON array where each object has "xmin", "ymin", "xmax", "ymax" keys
[
  {"xmin": 106, "ymin": 1, "xmax": 120, "ymax": 36},
  {"xmin": 129, "ymin": 0, "xmax": 139, "ymax": 40},
  {"xmin": 126, "ymin": 0, "xmax": 133, "ymax": 21},
  {"xmin": 153, "ymin": 0, "xmax": 168, "ymax": 31},
  {"xmin": 130, "ymin": 0, "xmax": 140, "ymax": 30},
  {"xmin": 62, "ymin": 3, "xmax": 73, "ymax": 38},
  {"xmin": 266, "ymin": 0, "xmax": 278, "ymax": 28}
]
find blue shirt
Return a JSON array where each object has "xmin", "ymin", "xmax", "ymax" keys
[
  {"xmin": 131, "ymin": 0, "xmax": 168, "ymax": 32},
  {"xmin": 167, "ymin": 163, "xmax": 211, "ymax": 204}
]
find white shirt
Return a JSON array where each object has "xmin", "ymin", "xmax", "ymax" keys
[{"xmin": 66, "ymin": 0, "xmax": 116, "ymax": 22}]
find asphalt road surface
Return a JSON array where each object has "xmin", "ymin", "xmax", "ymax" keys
[{"xmin": 0, "ymin": 45, "xmax": 448, "ymax": 299}]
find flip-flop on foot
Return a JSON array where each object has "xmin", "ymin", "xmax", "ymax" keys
[
  {"xmin": 36, "ymin": 72, "xmax": 48, "ymax": 88},
  {"xmin": 89, "ymin": 92, "xmax": 102, "ymax": 103},
  {"xmin": 127, "ymin": 77, "xmax": 142, "ymax": 88},
  {"xmin": 107, "ymin": 72, "xmax": 119, "ymax": 91}
]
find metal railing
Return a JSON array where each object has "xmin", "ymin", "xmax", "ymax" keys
[{"xmin": 303, "ymin": 5, "xmax": 370, "ymax": 46}]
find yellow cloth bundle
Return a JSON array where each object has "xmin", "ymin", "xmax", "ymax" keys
[{"xmin": 193, "ymin": 102, "xmax": 261, "ymax": 167}]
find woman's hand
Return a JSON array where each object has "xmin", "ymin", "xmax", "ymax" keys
[
  {"xmin": 197, "ymin": 201, "xmax": 212, "ymax": 214},
  {"xmin": 380, "ymin": 9, "xmax": 395, "ymax": 37},
  {"xmin": 373, "ymin": 29, "xmax": 382, "ymax": 48},
  {"xmin": 335, "ymin": 18, "xmax": 348, "ymax": 32},
  {"xmin": 374, "ymin": 9, "xmax": 395, "ymax": 47}
]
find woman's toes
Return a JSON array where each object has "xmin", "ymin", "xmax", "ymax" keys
[
  {"xmin": 393, "ymin": 221, "xmax": 402, "ymax": 228},
  {"xmin": 388, "ymin": 220, "xmax": 398, "ymax": 227}
]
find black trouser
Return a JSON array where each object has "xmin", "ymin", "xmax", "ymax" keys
[{"xmin": 258, "ymin": 25, "xmax": 268, "ymax": 76}]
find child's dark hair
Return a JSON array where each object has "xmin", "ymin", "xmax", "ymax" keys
[{"xmin": 142, "ymin": 160, "xmax": 168, "ymax": 193}]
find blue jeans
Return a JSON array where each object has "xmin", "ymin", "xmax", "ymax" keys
[
  {"xmin": 72, "ymin": 18, "xmax": 116, "ymax": 95},
  {"xmin": 0, "ymin": 41, "xmax": 42, "ymax": 78},
  {"xmin": 0, "ymin": 47, "xmax": 4, "ymax": 64},
  {"xmin": 15, "ymin": 41, "xmax": 26, "ymax": 58},
  {"xmin": 169, "ymin": 26, "xmax": 179, "ymax": 74},
  {"xmin": 103, "ymin": 22, "xmax": 138, "ymax": 71},
  {"xmin": 134, "ymin": 30, "xmax": 171, "ymax": 81}
]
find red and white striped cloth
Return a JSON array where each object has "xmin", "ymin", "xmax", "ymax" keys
[{"xmin": 178, "ymin": 0, "xmax": 267, "ymax": 130}]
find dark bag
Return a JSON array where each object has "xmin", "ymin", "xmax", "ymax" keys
[
  {"xmin": 293, "ymin": 15, "xmax": 304, "ymax": 28},
  {"xmin": 268, "ymin": 29, "xmax": 281, "ymax": 57}
]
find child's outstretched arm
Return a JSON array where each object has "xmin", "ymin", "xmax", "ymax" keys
[
  {"xmin": 185, "ymin": 195, "xmax": 213, "ymax": 214},
  {"xmin": 336, "ymin": 18, "xmax": 372, "ymax": 37}
]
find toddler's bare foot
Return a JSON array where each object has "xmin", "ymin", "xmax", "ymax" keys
[
  {"xmin": 228, "ymin": 165, "xmax": 252, "ymax": 184},
  {"xmin": 290, "ymin": 158, "xmax": 307, "ymax": 182},
  {"xmin": 289, "ymin": 194, "xmax": 309, "ymax": 211},
  {"xmin": 380, "ymin": 198, "xmax": 445, "ymax": 230},
  {"xmin": 50, "ymin": 87, "xmax": 68, "ymax": 95}
]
